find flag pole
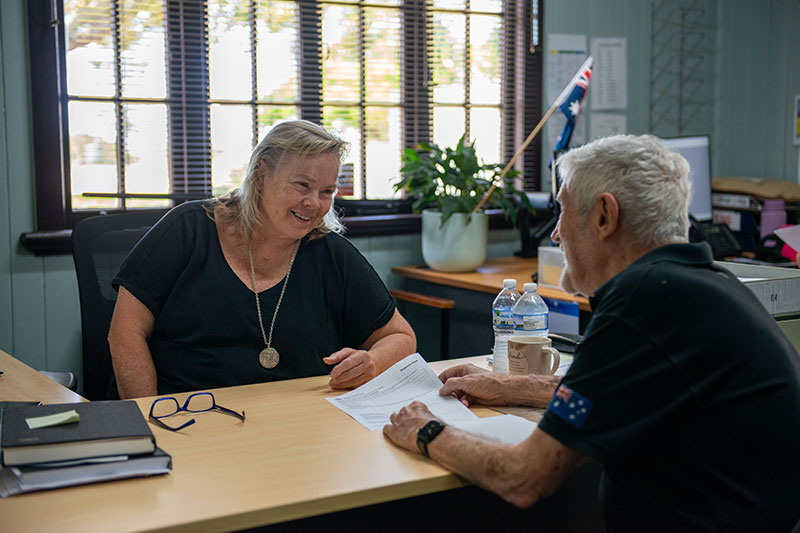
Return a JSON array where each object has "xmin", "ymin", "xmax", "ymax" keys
[
  {"xmin": 471, "ymin": 56, "xmax": 593, "ymax": 215},
  {"xmin": 471, "ymin": 104, "xmax": 558, "ymax": 214}
]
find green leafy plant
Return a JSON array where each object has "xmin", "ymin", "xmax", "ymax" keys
[{"xmin": 394, "ymin": 134, "xmax": 533, "ymax": 226}]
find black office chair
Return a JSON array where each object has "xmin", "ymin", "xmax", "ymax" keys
[{"xmin": 72, "ymin": 211, "xmax": 163, "ymax": 400}]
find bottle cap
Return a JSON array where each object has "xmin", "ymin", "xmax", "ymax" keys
[
  {"xmin": 523, "ymin": 282, "xmax": 537, "ymax": 292},
  {"xmin": 503, "ymin": 279, "xmax": 516, "ymax": 289}
]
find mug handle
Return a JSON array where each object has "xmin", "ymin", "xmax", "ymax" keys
[{"xmin": 543, "ymin": 347, "xmax": 560, "ymax": 375}]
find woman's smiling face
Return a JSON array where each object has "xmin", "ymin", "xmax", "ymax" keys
[{"xmin": 257, "ymin": 152, "xmax": 340, "ymax": 241}]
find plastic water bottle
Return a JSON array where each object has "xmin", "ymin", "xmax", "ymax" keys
[
  {"xmin": 512, "ymin": 282, "xmax": 549, "ymax": 338},
  {"xmin": 492, "ymin": 279, "xmax": 520, "ymax": 374}
]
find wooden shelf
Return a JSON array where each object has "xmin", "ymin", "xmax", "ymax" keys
[{"xmin": 392, "ymin": 257, "xmax": 590, "ymax": 311}]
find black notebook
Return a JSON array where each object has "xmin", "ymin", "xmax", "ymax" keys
[
  {"xmin": 1, "ymin": 401, "xmax": 155, "ymax": 467},
  {"xmin": 0, "ymin": 446, "xmax": 171, "ymax": 497}
]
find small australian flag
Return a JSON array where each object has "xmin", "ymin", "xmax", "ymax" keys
[{"xmin": 548, "ymin": 384, "xmax": 593, "ymax": 428}]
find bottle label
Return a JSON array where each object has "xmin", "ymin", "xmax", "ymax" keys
[
  {"xmin": 493, "ymin": 309, "xmax": 515, "ymax": 328},
  {"xmin": 516, "ymin": 314, "xmax": 548, "ymax": 331}
]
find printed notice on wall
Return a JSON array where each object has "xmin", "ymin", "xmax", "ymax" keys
[
  {"xmin": 590, "ymin": 38, "xmax": 627, "ymax": 110},
  {"xmin": 795, "ymin": 95, "xmax": 799, "ymax": 183},
  {"xmin": 546, "ymin": 34, "xmax": 588, "ymax": 154},
  {"xmin": 589, "ymin": 113, "xmax": 627, "ymax": 140},
  {"xmin": 794, "ymin": 95, "xmax": 800, "ymax": 146}
]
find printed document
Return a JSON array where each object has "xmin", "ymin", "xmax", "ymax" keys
[
  {"xmin": 327, "ymin": 354, "xmax": 538, "ymax": 445},
  {"xmin": 327, "ymin": 353, "xmax": 478, "ymax": 431}
]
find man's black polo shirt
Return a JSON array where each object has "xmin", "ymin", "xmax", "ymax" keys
[{"xmin": 539, "ymin": 243, "xmax": 800, "ymax": 532}]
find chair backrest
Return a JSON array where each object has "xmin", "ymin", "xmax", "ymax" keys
[{"xmin": 72, "ymin": 211, "xmax": 163, "ymax": 400}]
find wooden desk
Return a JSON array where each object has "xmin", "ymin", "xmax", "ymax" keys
[
  {"xmin": 1, "ymin": 354, "xmax": 602, "ymax": 532},
  {"xmin": 392, "ymin": 257, "xmax": 590, "ymax": 311},
  {"xmin": 0, "ymin": 355, "xmax": 504, "ymax": 532},
  {"xmin": 0, "ymin": 349, "xmax": 85, "ymax": 404}
]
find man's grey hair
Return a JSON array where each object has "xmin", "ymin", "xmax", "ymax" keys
[
  {"xmin": 555, "ymin": 134, "xmax": 691, "ymax": 248},
  {"xmin": 211, "ymin": 120, "xmax": 349, "ymax": 239}
]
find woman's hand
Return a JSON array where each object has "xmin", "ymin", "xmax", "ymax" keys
[
  {"xmin": 324, "ymin": 348, "xmax": 379, "ymax": 389},
  {"xmin": 325, "ymin": 309, "xmax": 416, "ymax": 389}
]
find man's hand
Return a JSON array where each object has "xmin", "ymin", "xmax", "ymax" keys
[
  {"xmin": 325, "ymin": 348, "xmax": 378, "ymax": 389},
  {"xmin": 438, "ymin": 363, "xmax": 490, "ymax": 382},
  {"xmin": 383, "ymin": 401, "xmax": 440, "ymax": 454},
  {"xmin": 438, "ymin": 363, "xmax": 511, "ymax": 407}
]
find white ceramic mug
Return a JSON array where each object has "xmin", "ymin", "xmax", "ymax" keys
[{"xmin": 507, "ymin": 336, "xmax": 560, "ymax": 375}]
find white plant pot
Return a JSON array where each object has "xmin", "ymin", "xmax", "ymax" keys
[{"xmin": 421, "ymin": 210, "xmax": 488, "ymax": 272}]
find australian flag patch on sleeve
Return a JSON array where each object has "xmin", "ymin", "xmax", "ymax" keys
[{"xmin": 548, "ymin": 384, "xmax": 593, "ymax": 428}]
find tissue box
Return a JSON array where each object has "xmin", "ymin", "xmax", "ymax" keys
[{"xmin": 538, "ymin": 246, "xmax": 565, "ymax": 289}]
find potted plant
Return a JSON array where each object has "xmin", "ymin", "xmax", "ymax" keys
[{"xmin": 394, "ymin": 134, "xmax": 533, "ymax": 272}]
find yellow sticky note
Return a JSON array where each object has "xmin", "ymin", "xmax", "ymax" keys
[{"xmin": 26, "ymin": 409, "xmax": 80, "ymax": 430}]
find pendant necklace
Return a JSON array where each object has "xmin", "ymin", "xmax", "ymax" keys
[{"xmin": 248, "ymin": 240, "xmax": 298, "ymax": 369}]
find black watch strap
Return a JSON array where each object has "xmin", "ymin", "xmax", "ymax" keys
[{"xmin": 416, "ymin": 420, "xmax": 446, "ymax": 457}]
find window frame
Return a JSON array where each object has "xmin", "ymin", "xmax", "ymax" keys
[{"xmin": 24, "ymin": 0, "xmax": 543, "ymax": 251}]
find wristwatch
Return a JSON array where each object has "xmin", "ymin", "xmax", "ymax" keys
[{"xmin": 416, "ymin": 420, "xmax": 446, "ymax": 457}]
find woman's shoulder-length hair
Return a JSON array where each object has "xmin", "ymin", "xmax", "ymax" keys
[{"xmin": 207, "ymin": 120, "xmax": 349, "ymax": 240}]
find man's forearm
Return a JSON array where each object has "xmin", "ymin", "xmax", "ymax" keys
[
  {"xmin": 504, "ymin": 374, "xmax": 561, "ymax": 408},
  {"xmin": 426, "ymin": 426, "xmax": 577, "ymax": 508}
]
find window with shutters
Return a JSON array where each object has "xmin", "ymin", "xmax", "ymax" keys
[{"xmin": 27, "ymin": 0, "xmax": 543, "ymax": 232}]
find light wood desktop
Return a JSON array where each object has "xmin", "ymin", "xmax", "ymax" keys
[
  {"xmin": 0, "ymin": 350, "xmax": 512, "ymax": 532},
  {"xmin": 392, "ymin": 256, "xmax": 590, "ymax": 311},
  {"xmin": 0, "ymin": 349, "xmax": 85, "ymax": 404}
]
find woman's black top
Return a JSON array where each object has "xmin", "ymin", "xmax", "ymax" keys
[{"xmin": 113, "ymin": 200, "xmax": 395, "ymax": 394}]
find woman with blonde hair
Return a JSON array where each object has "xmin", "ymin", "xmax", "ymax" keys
[{"xmin": 108, "ymin": 120, "xmax": 415, "ymax": 399}]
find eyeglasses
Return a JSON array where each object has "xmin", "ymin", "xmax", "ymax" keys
[{"xmin": 148, "ymin": 392, "xmax": 246, "ymax": 432}]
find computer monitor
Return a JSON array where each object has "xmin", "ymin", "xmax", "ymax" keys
[{"xmin": 661, "ymin": 135, "xmax": 713, "ymax": 222}]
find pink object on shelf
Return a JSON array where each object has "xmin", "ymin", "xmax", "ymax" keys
[
  {"xmin": 760, "ymin": 199, "xmax": 786, "ymax": 239},
  {"xmin": 776, "ymin": 225, "xmax": 799, "ymax": 261}
]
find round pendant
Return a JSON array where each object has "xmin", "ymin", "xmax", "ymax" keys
[{"xmin": 259, "ymin": 347, "xmax": 279, "ymax": 369}]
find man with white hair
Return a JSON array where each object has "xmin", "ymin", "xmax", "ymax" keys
[{"xmin": 384, "ymin": 134, "xmax": 800, "ymax": 531}]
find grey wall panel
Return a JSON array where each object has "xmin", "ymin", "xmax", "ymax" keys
[
  {"xmin": 0, "ymin": 1, "xmax": 14, "ymax": 353},
  {"xmin": 715, "ymin": 0, "xmax": 800, "ymax": 181},
  {"xmin": 43, "ymin": 256, "xmax": 82, "ymax": 382},
  {"xmin": 3, "ymin": 0, "xmax": 47, "ymax": 370}
]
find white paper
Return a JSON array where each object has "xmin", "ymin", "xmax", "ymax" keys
[
  {"xmin": 590, "ymin": 38, "xmax": 627, "ymax": 110},
  {"xmin": 738, "ymin": 277, "xmax": 767, "ymax": 283},
  {"xmin": 775, "ymin": 225, "xmax": 800, "ymax": 253},
  {"xmin": 451, "ymin": 415, "xmax": 537, "ymax": 445},
  {"xmin": 589, "ymin": 113, "xmax": 626, "ymax": 140},
  {"xmin": 545, "ymin": 34, "xmax": 587, "ymax": 155},
  {"xmin": 546, "ymin": 34, "xmax": 587, "ymax": 103},
  {"xmin": 327, "ymin": 353, "xmax": 478, "ymax": 431}
]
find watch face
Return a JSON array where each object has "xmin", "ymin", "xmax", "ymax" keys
[{"xmin": 417, "ymin": 420, "xmax": 445, "ymax": 456}]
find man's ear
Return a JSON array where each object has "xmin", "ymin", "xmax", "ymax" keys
[{"xmin": 593, "ymin": 192, "xmax": 620, "ymax": 241}]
